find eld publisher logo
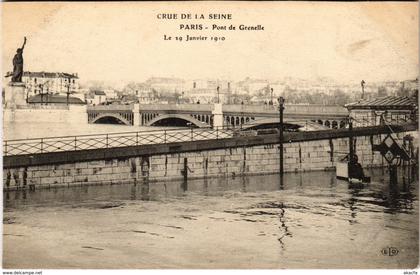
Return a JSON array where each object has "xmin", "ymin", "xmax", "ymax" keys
[{"xmin": 381, "ymin": 247, "xmax": 399, "ymax": 256}]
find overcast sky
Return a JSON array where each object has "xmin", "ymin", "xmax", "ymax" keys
[{"xmin": 2, "ymin": 2, "xmax": 418, "ymax": 85}]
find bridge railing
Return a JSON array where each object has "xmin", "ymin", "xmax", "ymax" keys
[
  {"xmin": 223, "ymin": 104, "xmax": 348, "ymax": 115},
  {"xmin": 87, "ymin": 104, "xmax": 134, "ymax": 111},
  {"xmin": 138, "ymin": 104, "xmax": 214, "ymax": 112},
  {"xmin": 3, "ymin": 127, "xmax": 233, "ymax": 156},
  {"xmin": 90, "ymin": 103, "xmax": 349, "ymax": 116}
]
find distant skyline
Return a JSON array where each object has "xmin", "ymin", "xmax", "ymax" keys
[
  {"xmin": 77, "ymin": 75, "xmax": 415, "ymax": 93},
  {"xmin": 2, "ymin": 2, "xmax": 418, "ymax": 85}
]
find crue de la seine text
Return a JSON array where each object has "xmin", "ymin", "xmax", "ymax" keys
[{"xmin": 157, "ymin": 13, "xmax": 265, "ymax": 42}]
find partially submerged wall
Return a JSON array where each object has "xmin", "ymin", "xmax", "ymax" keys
[{"xmin": 4, "ymin": 131, "xmax": 416, "ymax": 190}]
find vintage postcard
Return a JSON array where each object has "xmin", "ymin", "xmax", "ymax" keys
[{"xmin": 1, "ymin": 1, "xmax": 419, "ymax": 271}]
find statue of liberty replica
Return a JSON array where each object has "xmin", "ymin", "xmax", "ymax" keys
[
  {"xmin": 11, "ymin": 36, "xmax": 26, "ymax": 82},
  {"xmin": 5, "ymin": 37, "xmax": 28, "ymax": 108}
]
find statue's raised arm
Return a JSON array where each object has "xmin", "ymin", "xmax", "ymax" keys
[{"xmin": 21, "ymin": 37, "xmax": 27, "ymax": 51}]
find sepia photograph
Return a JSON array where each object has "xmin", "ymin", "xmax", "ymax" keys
[{"xmin": 1, "ymin": 1, "xmax": 419, "ymax": 271}]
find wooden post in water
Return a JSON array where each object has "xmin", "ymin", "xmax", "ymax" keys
[
  {"xmin": 348, "ymin": 117, "xmax": 354, "ymax": 163},
  {"xmin": 278, "ymin": 97, "xmax": 285, "ymax": 185},
  {"xmin": 182, "ymin": 157, "xmax": 188, "ymax": 191},
  {"xmin": 389, "ymin": 165, "xmax": 398, "ymax": 184}
]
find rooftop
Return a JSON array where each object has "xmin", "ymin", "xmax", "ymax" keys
[
  {"xmin": 5, "ymin": 71, "xmax": 78, "ymax": 79},
  {"xmin": 93, "ymin": 91, "xmax": 106, "ymax": 96},
  {"xmin": 28, "ymin": 94, "xmax": 86, "ymax": 105},
  {"xmin": 145, "ymin": 77, "xmax": 185, "ymax": 84},
  {"xmin": 345, "ymin": 96, "xmax": 418, "ymax": 111}
]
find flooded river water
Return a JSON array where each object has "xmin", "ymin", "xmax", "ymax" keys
[
  {"xmin": 3, "ymin": 121, "xmax": 174, "ymax": 140},
  {"xmin": 3, "ymin": 168, "xmax": 418, "ymax": 269}
]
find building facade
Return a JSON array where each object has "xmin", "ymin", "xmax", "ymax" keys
[
  {"xmin": 345, "ymin": 96, "xmax": 418, "ymax": 127},
  {"xmin": 5, "ymin": 71, "xmax": 79, "ymax": 97}
]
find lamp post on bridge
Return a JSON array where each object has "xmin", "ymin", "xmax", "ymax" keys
[
  {"xmin": 39, "ymin": 82, "xmax": 48, "ymax": 105},
  {"xmin": 270, "ymin": 88, "xmax": 274, "ymax": 106},
  {"xmin": 361, "ymin": 80, "xmax": 365, "ymax": 100},
  {"xmin": 65, "ymin": 77, "xmax": 72, "ymax": 106},
  {"xmin": 217, "ymin": 86, "xmax": 220, "ymax": 103}
]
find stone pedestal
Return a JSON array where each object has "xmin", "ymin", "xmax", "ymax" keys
[
  {"xmin": 5, "ymin": 82, "xmax": 26, "ymax": 109},
  {"xmin": 133, "ymin": 103, "xmax": 140, "ymax": 126},
  {"xmin": 212, "ymin": 103, "xmax": 224, "ymax": 128}
]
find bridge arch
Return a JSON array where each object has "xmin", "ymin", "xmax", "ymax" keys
[
  {"xmin": 146, "ymin": 114, "xmax": 209, "ymax": 128},
  {"xmin": 91, "ymin": 113, "xmax": 132, "ymax": 125}
]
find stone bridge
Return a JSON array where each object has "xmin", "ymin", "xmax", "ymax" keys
[{"xmin": 87, "ymin": 103, "xmax": 349, "ymax": 129}]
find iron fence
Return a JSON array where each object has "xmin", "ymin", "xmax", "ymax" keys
[
  {"xmin": 3, "ymin": 117, "xmax": 356, "ymax": 157},
  {"xmin": 3, "ymin": 127, "xmax": 234, "ymax": 156}
]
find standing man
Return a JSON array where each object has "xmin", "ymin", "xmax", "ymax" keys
[{"xmin": 12, "ymin": 37, "xmax": 26, "ymax": 82}]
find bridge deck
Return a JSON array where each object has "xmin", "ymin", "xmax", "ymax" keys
[{"xmin": 87, "ymin": 104, "xmax": 349, "ymax": 117}]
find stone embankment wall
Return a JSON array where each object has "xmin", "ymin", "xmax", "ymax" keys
[
  {"xmin": 4, "ymin": 132, "xmax": 415, "ymax": 190},
  {"xmin": 3, "ymin": 105, "xmax": 87, "ymax": 125}
]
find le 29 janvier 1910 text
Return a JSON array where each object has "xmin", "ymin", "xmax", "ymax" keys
[{"xmin": 157, "ymin": 13, "xmax": 264, "ymax": 42}]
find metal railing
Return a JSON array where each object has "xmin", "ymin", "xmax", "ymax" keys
[
  {"xmin": 3, "ymin": 127, "xmax": 234, "ymax": 156},
  {"xmin": 87, "ymin": 104, "xmax": 134, "ymax": 111},
  {"xmin": 223, "ymin": 104, "xmax": 348, "ymax": 115},
  {"xmin": 2, "ymin": 118, "xmax": 345, "ymax": 157},
  {"xmin": 4, "ymin": 121, "xmax": 416, "ymax": 157}
]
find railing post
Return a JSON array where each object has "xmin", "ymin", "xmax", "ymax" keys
[
  {"xmin": 136, "ymin": 132, "xmax": 139, "ymax": 146},
  {"xmin": 40, "ymin": 138, "xmax": 43, "ymax": 153},
  {"xmin": 191, "ymin": 128, "xmax": 194, "ymax": 141},
  {"xmin": 106, "ymin": 134, "xmax": 109, "ymax": 148},
  {"xmin": 4, "ymin": 141, "xmax": 7, "ymax": 156},
  {"xmin": 74, "ymin": 137, "xmax": 77, "ymax": 150},
  {"xmin": 216, "ymin": 127, "xmax": 219, "ymax": 139},
  {"xmin": 164, "ymin": 130, "xmax": 167, "ymax": 143}
]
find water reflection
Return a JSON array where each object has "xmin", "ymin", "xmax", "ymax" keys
[
  {"xmin": 202, "ymin": 178, "xmax": 209, "ymax": 196},
  {"xmin": 140, "ymin": 183, "xmax": 150, "ymax": 201},
  {"xmin": 329, "ymin": 174, "xmax": 335, "ymax": 188},
  {"xmin": 130, "ymin": 184, "xmax": 137, "ymax": 200},
  {"xmin": 3, "ymin": 167, "xmax": 418, "ymax": 269},
  {"xmin": 14, "ymin": 190, "xmax": 20, "ymax": 201},
  {"xmin": 347, "ymin": 183, "xmax": 362, "ymax": 224},
  {"xmin": 181, "ymin": 179, "xmax": 188, "ymax": 193},
  {"xmin": 277, "ymin": 203, "xmax": 292, "ymax": 250},
  {"xmin": 241, "ymin": 176, "xmax": 248, "ymax": 193},
  {"xmin": 82, "ymin": 185, "xmax": 89, "ymax": 195},
  {"xmin": 129, "ymin": 183, "xmax": 151, "ymax": 201},
  {"xmin": 3, "ymin": 168, "xmax": 418, "ymax": 217},
  {"xmin": 279, "ymin": 174, "xmax": 284, "ymax": 191},
  {"xmin": 340, "ymin": 167, "xmax": 418, "ymax": 219},
  {"xmin": 387, "ymin": 180, "xmax": 401, "ymax": 212},
  {"xmin": 4, "ymin": 121, "xmax": 178, "ymax": 140}
]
